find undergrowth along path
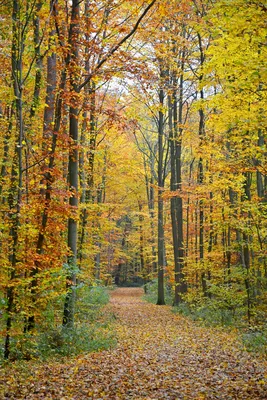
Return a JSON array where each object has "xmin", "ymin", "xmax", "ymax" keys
[{"xmin": 2, "ymin": 287, "xmax": 267, "ymax": 399}]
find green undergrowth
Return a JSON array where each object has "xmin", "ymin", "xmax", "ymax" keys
[
  {"xmin": 144, "ymin": 281, "xmax": 267, "ymax": 355},
  {"xmin": 241, "ymin": 326, "xmax": 267, "ymax": 354},
  {"xmin": 173, "ymin": 301, "xmax": 241, "ymax": 326},
  {"xmin": 1, "ymin": 286, "xmax": 116, "ymax": 363},
  {"xmin": 175, "ymin": 302, "xmax": 267, "ymax": 355}
]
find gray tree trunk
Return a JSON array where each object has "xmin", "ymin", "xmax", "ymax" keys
[
  {"xmin": 63, "ymin": 0, "xmax": 80, "ymax": 327},
  {"xmin": 157, "ymin": 84, "xmax": 166, "ymax": 305}
]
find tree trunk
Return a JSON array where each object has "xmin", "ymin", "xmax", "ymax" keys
[
  {"xmin": 197, "ymin": 30, "xmax": 207, "ymax": 296},
  {"xmin": 172, "ymin": 50, "xmax": 187, "ymax": 305},
  {"xmin": 157, "ymin": 83, "xmax": 165, "ymax": 305},
  {"xmin": 4, "ymin": 0, "xmax": 23, "ymax": 358},
  {"xmin": 63, "ymin": 0, "xmax": 80, "ymax": 327},
  {"xmin": 242, "ymin": 172, "xmax": 252, "ymax": 324}
]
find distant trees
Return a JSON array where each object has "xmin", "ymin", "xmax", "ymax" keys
[{"xmin": 124, "ymin": 0, "xmax": 267, "ymax": 323}]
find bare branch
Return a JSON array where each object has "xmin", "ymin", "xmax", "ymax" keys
[{"xmin": 78, "ymin": 0, "xmax": 157, "ymax": 91}]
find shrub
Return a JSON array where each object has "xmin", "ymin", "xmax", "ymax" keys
[
  {"xmin": 242, "ymin": 326, "xmax": 267, "ymax": 354},
  {"xmin": 37, "ymin": 285, "xmax": 114, "ymax": 359},
  {"xmin": 0, "ymin": 285, "xmax": 115, "ymax": 362},
  {"xmin": 38, "ymin": 323, "xmax": 116, "ymax": 358}
]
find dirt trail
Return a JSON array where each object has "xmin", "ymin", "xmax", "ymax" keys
[{"xmin": 2, "ymin": 288, "xmax": 267, "ymax": 399}]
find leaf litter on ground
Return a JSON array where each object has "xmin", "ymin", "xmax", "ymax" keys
[{"xmin": 1, "ymin": 287, "xmax": 267, "ymax": 399}]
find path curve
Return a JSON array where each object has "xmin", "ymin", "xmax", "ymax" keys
[{"xmin": 3, "ymin": 288, "xmax": 267, "ymax": 399}]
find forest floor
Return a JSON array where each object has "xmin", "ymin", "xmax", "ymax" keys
[{"xmin": 1, "ymin": 287, "xmax": 267, "ymax": 399}]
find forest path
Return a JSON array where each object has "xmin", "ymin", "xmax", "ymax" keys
[{"xmin": 3, "ymin": 287, "xmax": 267, "ymax": 399}]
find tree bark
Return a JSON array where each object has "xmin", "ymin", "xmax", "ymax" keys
[
  {"xmin": 157, "ymin": 81, "xmax": 165, "ymax": 305},
  {"xmin": 4, "ymin": 0, "xmax": 24, "ymax": 359},
  {"xmin": 63, "ymin": 0, "xmax": 80, "ymax": 327},
  {"xmin": 171, "ymin": 46, "xmax": 187, "ymax": 305},
  {"xmin": 197, "ymin": 32, "xmax": 207, "ymax": 296}
]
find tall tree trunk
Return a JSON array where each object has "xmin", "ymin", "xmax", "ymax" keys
[
  {"xmin": 242, "ymin": 172, "xmax": 252, "ymax": 324},
  {"xmin": 63, "ymin": 0, "xmax": 80, "ymax": 327},
  {"xmin": 169, "ymin": 88, "xmax": 180, "ymax": 301},
  {"xmin": 197, "ymin": 32, "xmax": 207, "ymax": 296},
  {"xmin": 157, "ymin": 82, "xmax": 165, "ymax": 305},
  {"xmin": 4, "ymin": 0, "xmax": 24, "ymax": 359},
  {"xmin": 171, "ymin": 47, "xmax": 187, "ymax": 305}
]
